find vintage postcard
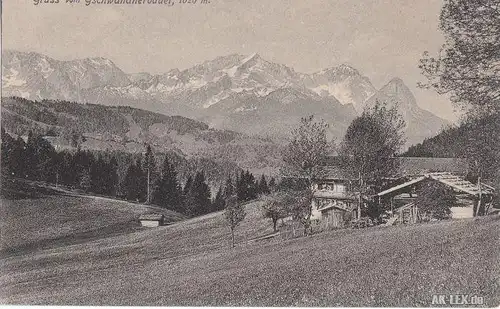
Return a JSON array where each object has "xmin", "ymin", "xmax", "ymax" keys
[{"xmin": 1, "ymin": 0, "xmax": 499, "ymax": 307}]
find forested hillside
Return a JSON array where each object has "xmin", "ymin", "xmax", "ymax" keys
[
  {"xmin": 1, "ymin": 97, "xmax": 282, "ymax": 176},
  {"xmin": 0, "ymin": 96, "xmax": 285, "ymax": 216},
  {"xmin": 402, "ymin": 112, "xmax": 500, "ymax": 181}
]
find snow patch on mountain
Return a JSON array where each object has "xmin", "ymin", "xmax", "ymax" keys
[
  {"xmin": 203, "ymin": 91, "xmax": 231, "ymax": 108},
  {"xmin": 2, "ymin": 50, "xmax": 450, "ymax": 146},
  {"xmin": 38, "ymin": 58, "xmax": 55, "ymax": 78},
  {"xmin": 303, "ymin": 65, "xmax": 377, "ymax": 113},
  {"xmin": 224, "ymin": 53, "xmax": 258, "ymax": 78},
  {"xmin": 2, "ymin": 68, "xmax": 27, "ymax": 87},
  {"xmin": 186, "ymin": 77, "xmax": 208, "ymax": 89},
  {"xmin": 235, "ymin": 105, "xmax": 257, "ymax": 112},
  {"xmin": 311, "ymin": 82, "xmax": 357, "ymax": 104}
]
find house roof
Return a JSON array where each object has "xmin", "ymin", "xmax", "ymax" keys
[
  {"xmin": 376, "ymin": 176, "xmax": 426, "ymax": 196},
  {"xmin": 377, "ymin": 172, "xmax": 495, "ymax": 197},
  {"xmin": 318, "ymin": 202, "xmax": 356, "ymax": 212},
  {"xmin": 318, "ymin": 156, "xmax": 469, "ymax": 180},
  {"xmin": 139, "ymin": 214, "xmax": 165, "ymax": 221},
  {"xmin": 313, "ymin": 191, "xmax": 357, "ymax": 200},
  {"xmin": 317, "ymin": 165, "xmax": 352, "ymax": 180},
  {"xmin": 397, "ymin": 157, "xmax": 469, "ymax": 177}
]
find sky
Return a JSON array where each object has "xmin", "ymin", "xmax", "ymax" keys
[{"xmin": 2, "ymin": 0, "xmax": 459, "ymax": 121}]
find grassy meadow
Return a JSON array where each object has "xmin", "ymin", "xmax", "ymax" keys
[{"xmin": 0, "ymin": 179, "xmax": 499, "ymax": 306}]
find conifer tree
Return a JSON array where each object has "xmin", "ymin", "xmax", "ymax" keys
[
  {"xmin": 236, "ymin": 170, "xmax": 245, "ymax": 201},
  {"xmin": 123, "ymin": 163, "xmax": 138, "ymax": 201},
  {"xmin": 258, "ymin": 174, "xmax": 270, "ymax": 195},
  {"xmin": 90, "ymin": 155, "xmax": 106, "ymax": 194},
  {"xmin": 123, "ymin": 158, "xmax": 146, "ymax": 202},
  {"xmin": 223, "ymin": 175, "xmax": 235, "ymax": 198},
  {"xmin": 183, "ymin": 175, "xmax": 193, "ymax": 196},
  {"xmin": 15, "ymin": 137, "xmax": 28, "ymax": 179},
  {"xmin": 269, "ymin": 177, "xmax": 277, "ymax": 192},
  {"xmin": 212, "ymin": 185, "xmax": 225, "ymax": 211},
  {"xmin": 1, "ymin": 128, "xmax": 14, "ymax": 176},
  {"xmin": 24, "ymin": 131, "xmax": 36, "ymax": 178},
  {"xmin": 24, "ymin": 131, "xmax": 57, "ymax": 181},
  {"xmin": 79, "ymin": 169, "xmax": 92, "ymax": 192},
  {"xmin": 153, "ymin": 155, "xmax": 184, "ymax": 212},
  {"xmin": 0, "ymin": 129, "xmax": 25, "ymax": 178},
  {"xmin": 143, "ymin": 144, "xmax": 156, "ymax": 204},
  {"xmin": 58, "ymin": 151, "xmax": 74, "ymax": 187},
  {"xmin": 195, "ymin": 171, "xmax": 212, "ymax": 215},
  {"xmin": 108, "ymin": 157, "xmax": 119, "ymax": 196},
  {"xmin": 236, "ymin": 170, "xmax": 257, "ymax": 202},
  {"xmin": 136, "ymin": 157, "xmax": 147, "ymax": 202},
  {"xmin": 247, "ymin": 171, "xmax": 257, "ymax": 199},
  {"xmin": 185, "ymin": 171, "xmax": 211, "ymax": 216},
  {"xmin": 72, "ymin": 150, "xmax": 94, "ymax": 188}
]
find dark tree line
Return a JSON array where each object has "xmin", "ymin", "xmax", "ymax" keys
[
  {"xmin": 1, "ymin": 128, "xmax": 119, "ymax": 195},
  {"xmin": 1, "ymin": 129, "xmax": 276, "ymax": 217},
  {"xmin": 402, "ymin": 112, "xmax": 500, "ymax": 181}
]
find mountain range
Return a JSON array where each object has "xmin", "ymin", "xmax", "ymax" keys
[{"xmin": 2, "ymin": 50, "xmax": 449, "ymax": 146}]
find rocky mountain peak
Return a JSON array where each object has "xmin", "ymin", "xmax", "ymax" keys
[
  {"xmin": 386, "ymin": 77, "xmax": 408, "ymax": 89},
  {"xmin": 2, "ymin": 50, "xmax": 449, "ymax": 147},
  {"xmin": 378, "ymin": 77, "xmax": 417, "ymax": 107},
  {"xmin": 364, "ymin": 78, "xmax": 417, "ymax": 115},
  {"xmin": 334, "ymin": 64, "xmax": 360, "ymax": 76},
  {"xmin": 314, "ymin": 64, "xmax": 360, "ymax": 78},
  {"xmin": 244, "ymin": 52, "xmax": 260, "ymax": 61}
]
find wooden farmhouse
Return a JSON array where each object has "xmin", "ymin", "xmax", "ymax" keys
[
  {"xmin": 377, "ymin": 174, "xmax": 495, "ymax": 225},
  {"xmin": 138, "ymin": 214, "xmax": 165, "ymax": 227},
  {"xmin": 310, "ymin": 157, "xmax": 496, "ymax": 229},
  {"xmin": 310, "ymin": 167, "xmax": 358, "ymax": 229}
]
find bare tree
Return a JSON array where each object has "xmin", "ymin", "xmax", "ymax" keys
[
  {"xmin": 281, "ymin": 115, "xmax": 332, "ymax": 235},
  {"xmin": 224, "ymin": 195, "xmax": 246, "ymax": 248},
  {"xmin": 261, "ymin": 191, "xmax": 293, "ymax": 232}
]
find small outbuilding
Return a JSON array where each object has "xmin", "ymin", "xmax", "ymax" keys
[
  {"xmin": 377, "ymin": 172, "xmax": 495, "ymax": 222},
  {"xmin": 139, "ymin": 214, "xmax": 165, "ymax": 227}
]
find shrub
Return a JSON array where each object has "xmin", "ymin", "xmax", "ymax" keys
[{"xmin": 415, "ymin": 181, "xmax": 456, "ymax": 220}]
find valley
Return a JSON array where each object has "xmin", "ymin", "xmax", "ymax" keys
[{"xmin": 0, "ymin": 97, "xmax": 283, "ymax": 179}]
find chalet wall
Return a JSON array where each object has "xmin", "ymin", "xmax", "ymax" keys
[
  {"xmin": 450, "ymin": 206, "xmax": 474, "ymax": 219},
  {"xmin": 140, "ymin": 220, "xmax": 161, "ymax": 227}
]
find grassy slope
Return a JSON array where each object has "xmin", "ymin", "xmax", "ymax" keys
[
  {"xmin": 0, "ymin": 178, "xmax": 186, "ymax": 255},
  {"xmin": 0, "ymin": 184, "xmax": 499, "ymax": 306}
]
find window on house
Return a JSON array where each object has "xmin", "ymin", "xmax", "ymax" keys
[{"xmin": 335, "ymin": 183, "xmax": 346, "ymax": 192}]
